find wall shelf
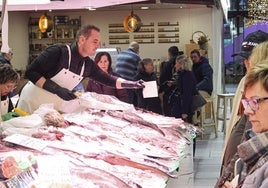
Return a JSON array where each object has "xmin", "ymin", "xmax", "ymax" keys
[
  {"xmin": 108, "ymin": 21, "xmax": 179, "ymax": 45},
  {"xmin": 28, "ymin": 16, "xmax": 81, "ymax": 64},
  {"xmin": 158, "ymin": 22, "xmax": 179, "ymax": 26}
]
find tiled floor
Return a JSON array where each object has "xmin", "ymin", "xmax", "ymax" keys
[
  {"xmin": 166, "ymin": 84, "xmax": 237, "ymax": 188},
  {"xmin": 166, "ymin": 128, "xmax": 225, "ymax": 188}
]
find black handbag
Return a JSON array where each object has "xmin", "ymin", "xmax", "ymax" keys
[{"xmin": 191, "ymin": 92, "xmax": 207, "ymax": 113}]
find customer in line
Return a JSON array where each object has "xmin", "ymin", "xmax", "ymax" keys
[
  {"xmin": 86, "ymin": 51, "xmax": 128, "ymax": 103},
  {"xmin": 168, "ymin": 55, "xmax": 197, "ymax": 156},
  {"xmin": 115, "ymin": 41, "xmax": 141, "ymax": 106},
  {"xmin": 17, "ymin": 25, "xmax": 144, "ymax": 114},
  {"xmin": 134, "ymin": 58, "xmax": 162, "ymax": 114},
  {"xmin": 0, "ymin": 64, "xmax": 20, "ymax": 121},
  {"xmin": 190, "ymin": 49, "xmax": 213, "ymax": 126},
  {"xmin": 169, "ymin": 55, "xmax": 196, "ymax": 123},
  {"xmin": 221, "ymin": 61, "xmax": 268, "ymax": 188},
  {"xmin": 215, "ymin": 38, "xmax": 268, "ymax": 188},
  {"xmin": 220, "ymin": 31, "xmax": 268, "ymax": 177},
  {"xmin": 159, "ymin": 46, "xmax": 179, "ymax": 116}
]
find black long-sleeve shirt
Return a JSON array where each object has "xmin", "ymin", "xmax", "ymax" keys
[{"xmin": 26, "ymin": 42, "xmax": 117, "ymax": 89}]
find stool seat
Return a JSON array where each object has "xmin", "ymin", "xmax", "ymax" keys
[{"xmin": 216, "ymin": 93, "xmax": 235, "ymax": 134}]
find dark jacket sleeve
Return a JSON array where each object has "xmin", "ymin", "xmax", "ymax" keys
[
  {"xmin": 85, "ymin": 61, "xmax": 118, "ymax": 88},
  {"xmin": 159, "ymin": 61, "xmax": 173, "ymax": 93},
  {"xmin": 25, "ymin": 45, "xmax": 63, "ymax": 83},
  {"xmin": 181, "ymin": 71, "xmax": 195, "ymax": 114},
  {"xmin": 196, "ymin": 62, "xmax": 213, "ymax": 93}
]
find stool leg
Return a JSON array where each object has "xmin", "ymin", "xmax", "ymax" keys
[
  {"xmin": 217, "ymin": 96, "xmax": 220, "ymax": 131},
  {"xmin": 200, "ymin": 107, "xmax": 204, "ymax": 139},
  {"xmin": 224, "ymin": 98, "xmax": 227, "ymax": 134},
  {"xmin": 211, "ymin": 101, "xmax": 218, "ymax": 138}
]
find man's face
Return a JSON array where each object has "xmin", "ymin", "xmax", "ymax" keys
[
  {"xmin": 78, "ymin": 29, "xmax": 101, "ymax": 57},
  {"xmin": 190, "ymin": 53, "xmax": 200, "ymax": 64}
]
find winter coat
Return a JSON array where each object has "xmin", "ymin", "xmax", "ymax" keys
[
  {"xmin": 169, "ymin": 70, "xmax": 196, "ymax": 122},
  {"xmin": 134, "ymin": 71, "xmax": 162, "ymax": 114},
  {"xmin": 192, "ymin": 56, "xmax": 213, "ymax": 95}
]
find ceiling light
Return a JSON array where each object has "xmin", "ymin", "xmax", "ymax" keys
[
  {"xmin": 123, "ymin": 10, "xmax": 142, "ymax": 33},
  {"xmin": 141, "ymin": 6, "xmax": 149, "ymax": 10},
  {"xmin": 39, "ymin": 13, "xmax": 53, "ymax": 33},
  {"xmin": 85, "ymin": 6, "xmax": 96, "ymax": 11}
]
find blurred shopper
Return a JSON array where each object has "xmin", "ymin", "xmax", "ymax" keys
[
  {"xmin": 135, "ymin": 58, "xmax": 162, "ymax": 114},
  {"xmin": 0, "ymin": 48, "xmax": 13, "ymax": 65},
  {"xmin": 115, "ymin": 41, "xmax": 141, "ymax": 106},
  {"xmin": 0, "ymin": 64, "xmax": 20, "ymax": 121},
  {"xmin": 86, "ymin": 51, "xmax": 128, "ymax": 103},
  {"xmin": 219, "ymin": 61, "xmax": 268, "ymax": 188},
  {"xmin": 159, "ymin": 46, "xmax": 179, "ymax": 116},
  {"xmin": 168, "ymin": 55, "xmax": 197, "ymax": 156},
  {"xmin": 215, "ymin": 35, "xmax": 268, "ymax": 188},
  {"xmin": 190, "ymin": 49, "xmax": 213, "ymax": 126},
  {"xmin": 169, "ymin": 55, "xmax": 196, "ymax": 123}
]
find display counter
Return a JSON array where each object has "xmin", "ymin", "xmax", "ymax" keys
[{"xmin": 0, "ymin": 92, "xmax": 195, "ymax": 188}]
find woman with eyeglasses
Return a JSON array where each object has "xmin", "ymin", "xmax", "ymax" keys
[
  {"xmin": 221, "ymin": 61, "xmax": 268, "ymax": 188},
  {"xmin": 0, "ymin": 64, "xmax": 20, "ymax": 121},
  {"xmin": 216, "ymin": 41, "xmax": 268, "ymax": 188}
]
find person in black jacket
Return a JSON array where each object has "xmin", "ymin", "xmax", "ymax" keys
[
  {"xmin": 190, "ymin": 49, "xmax": 213, "ymax": 97},
  {"xmin": 169, "ymin": 55, "xmax": 197, "ymax": 123},
  {"xmin": 159, "ymin": 46, "xmax": 179, "ymax": 116},
  {"xmin": 135, "ymin": 58, "xmax": 162, "ymax": 114},
  {"xmin": 190, "ymin": 49, "xmax": 213, "ymax": 126}
]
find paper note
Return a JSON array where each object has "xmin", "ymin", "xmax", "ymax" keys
[
  {"xmin": 142, "ymin": 81, "xmax": 158, "ymax": 98},
  {"xmin": 3, "ymin": 134, "xmax": 47, "ymax": 151}
]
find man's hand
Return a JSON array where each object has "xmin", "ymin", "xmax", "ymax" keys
[{"xmin": 43, "ymin": 79, "xmax": 76, "ymax": 101}]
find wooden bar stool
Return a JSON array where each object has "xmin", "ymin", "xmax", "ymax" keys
[
  {"xmin": 216, "ymin": 93, "xmax": 235, "ymax": 134},
  {"xmin": 199, "ymin": 96, "xmax": 218, "ymax": 138}
]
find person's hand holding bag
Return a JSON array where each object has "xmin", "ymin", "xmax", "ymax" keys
[
  {"xmin": 43, "ymin": 79, "xmax": 76, "ymax": 100},
  {"xmin": 121, "ymin": 79, "xmax": 145, "ymax": 89}
]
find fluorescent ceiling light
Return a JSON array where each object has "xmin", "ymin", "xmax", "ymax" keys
[
  {"xmin": 141, "ymin": 6, "xmax": 149, "ymax": 10},
  {"xmin": 0, "ymin": 0, "xmax": 50, "ymax": 5}
]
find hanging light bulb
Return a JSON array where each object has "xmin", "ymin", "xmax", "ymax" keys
[
  {"xmin": 123, "ymin": 9, "xmax": 141, "ymax": 33},
  {"xmin": 39, "ymin": 13, "xmax": 53, "ymax": 33}
]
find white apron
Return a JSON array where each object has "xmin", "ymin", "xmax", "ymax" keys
[
  {"xmin": 0, "ymin": 97, "xmax": 9, "ymax": 116},
  {"xmin": 17, "ymin": 45, "xmax": 85, "ymax": 114}
]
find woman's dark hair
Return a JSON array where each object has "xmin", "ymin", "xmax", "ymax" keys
[
  {"xmin": 168, "ymin": 46, "xmax": 179, "ymax": 57},
  {"xmin": 190, "ymin": 49, "xmax": 201, "ymax": 57},
  {"xmin": 94, "ymin": 52, "xmax": 112, "ymax": 72},
  {"xmin": 0, "ymin": 64, "xmax": 20, "ymax": 84},
  {"xmin": 76, "ymin": 25, "xmax": 100, "ymax": 41},
  {"xmin": 137, "ymin": 58, "xmax": 153, "ymax": 73}
]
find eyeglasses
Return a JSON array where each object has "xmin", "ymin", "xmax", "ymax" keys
[{"xmin": 241, "ymin": 97, "xmax": 268, "ymax": 111}]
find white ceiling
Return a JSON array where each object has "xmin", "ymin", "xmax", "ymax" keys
[{"xmin": 0, "ymin": 0, "xmax": 149, "ymax": 11}]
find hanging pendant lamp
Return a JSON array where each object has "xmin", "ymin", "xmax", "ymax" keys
[
  {"xmin": 39, "ymin": 13, "xmax": 53, "ymax": 33},
  {"xmin": 123, "ymin": 10, "xmax": 141, "ymax": 33}
]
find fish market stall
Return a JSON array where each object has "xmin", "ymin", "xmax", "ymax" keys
[{"xmin": 0, "ymin": 92, "xmax": 196, "ymax": 188}]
